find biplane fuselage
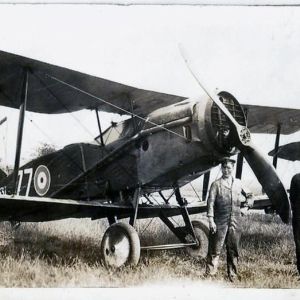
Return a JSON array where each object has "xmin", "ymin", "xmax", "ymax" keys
[{"xmin": 0, "ymin": 92, "xmax": 242, "ymax": 205}]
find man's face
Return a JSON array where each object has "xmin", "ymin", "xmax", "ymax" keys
[{"xmin": 221, "ymin": 162, "xmax": 234, "ymax": 178}]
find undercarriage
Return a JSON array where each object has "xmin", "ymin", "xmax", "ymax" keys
[{"xmin": 100, "ymin": 186, "xmax": 209, "ymax": 268}]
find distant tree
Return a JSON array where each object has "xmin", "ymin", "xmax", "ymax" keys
[
  {"xmin": 0, "ymin": 168, "xmax": 6, "ymax": 180},
  {"xmin": 0, "ymin": 158, "xmax": 6, "ymax": 178},
  {"xmin": 0, "ymin": 160, "xmax": 12, "ymax": 175},
  {"xmin": 31, "ymin": 142, "xmax": 57, "ymax": 159}
]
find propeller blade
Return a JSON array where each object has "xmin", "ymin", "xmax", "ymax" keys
[
  {"xmin": 210, "ymin": 95, "xmax": 290, "ymax": 222},
  {"xmin": 179, "ymin": 45, "xmax": 244, "ymax": 133},
  {"xmin": 178, "ymin": 46, "xmax": 290, "ymax": 222},
  {"xmin": 239, "ymin": 141, "xmax": 290, "ymax": 223},
  {"xmin": 207, "ymin": 92, "xmax": 290, "ymax": 222}
]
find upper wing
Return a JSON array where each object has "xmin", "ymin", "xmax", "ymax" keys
[
  {"xmin": 242, "ymin": 104, "xmax": 300, "ymax": 134},
  {"xmin": 0, "ymin": 50, "xmax": 186, "ymax": 115}
]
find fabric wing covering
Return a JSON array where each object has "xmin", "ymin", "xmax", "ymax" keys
[
  {"xmin": 242, "ymin": 104, "xmax": 300, "ymax": 135},
  {"xmin": 0, "ymin": 50, "xmax": 186, "ymax": 116},
  {"xmin": 1, "ymin": 50, "xmax": 300, "ymax": 135}
]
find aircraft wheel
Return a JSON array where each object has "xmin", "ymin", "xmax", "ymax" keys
[
  {"xmin": 186, "ymin": 220, "xmax": 209, "ymax": 259},
  {"xmin": 100, "ymin": 222, "xmax": 140, "ymax": 268}
]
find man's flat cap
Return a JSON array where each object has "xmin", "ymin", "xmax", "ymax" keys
[{"xmin": 220, "ymin": 157, "xmax": 236, "ymax": 164}]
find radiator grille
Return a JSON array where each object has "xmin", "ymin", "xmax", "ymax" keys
[{"xmin": 211, "ymin": 92, "xmax": 247, "ymax": 151}]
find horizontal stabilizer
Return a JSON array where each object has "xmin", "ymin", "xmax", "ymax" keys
[{"xmin": 269, "ymin": 142, "xmax": 300, "ymax": 161}]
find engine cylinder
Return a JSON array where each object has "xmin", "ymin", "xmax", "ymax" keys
[{"xmin": 197, "ymin": 91, "xmax": 247, "ymax": 156}]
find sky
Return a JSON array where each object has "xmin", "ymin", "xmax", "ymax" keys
[{"xmin": 0, "ymin": 3, "xmax": 300, "ymax": 191}]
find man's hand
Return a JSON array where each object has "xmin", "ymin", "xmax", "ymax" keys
[{"xmin": 208, "ymin": 217, "xmax": 217, "ymax": 234}]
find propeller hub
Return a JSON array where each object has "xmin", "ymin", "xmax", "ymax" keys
[{"xmin": 238, "ymin": 127, "xmax": 251, "ymax": 146}]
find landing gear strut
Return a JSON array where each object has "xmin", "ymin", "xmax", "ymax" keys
[
  {"xmin": 100, "ymin": 186, "xmax": 209, "ymax": 268},
  {"xmin": 101, "ymin": 188, "xmax": 141, "ymax": 268},
  {"xmin": 158, "ymin": 187, "xmax": 209, "ymax": 258}
]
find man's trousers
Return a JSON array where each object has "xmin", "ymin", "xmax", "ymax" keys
[{"xmin": 206, "ymin": 221, "xmax": 241, "ymax": 280}]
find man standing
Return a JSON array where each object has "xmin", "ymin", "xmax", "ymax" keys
[
  {"xmin": 290, "ymin": 174, "xmax": 300, "ymax": 276},
  {"xmin": 205, "ymin": 157, "xmax": 251, "ymax": 281}
]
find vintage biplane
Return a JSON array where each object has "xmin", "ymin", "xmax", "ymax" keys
[{"xmin": 0, "ymin": 50, "xmax": 300, "ymax": 268}]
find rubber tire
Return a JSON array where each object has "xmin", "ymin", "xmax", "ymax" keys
[
  {"xmin": 186, "ymin": 219, "xmax": 209, "ymax": 259},
  {"xmin": 101, "ymin": 222, "xmax": 140, "ymax": 268}
]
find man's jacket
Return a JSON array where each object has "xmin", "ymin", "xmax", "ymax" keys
[{"xmin": 207, "ymin": 177, "xmax": 243, "ymax": 226}]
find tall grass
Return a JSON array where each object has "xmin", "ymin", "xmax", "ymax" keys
[{"xmin": 0, "ymin": 213, "xmax": 299, "ymax": 288}]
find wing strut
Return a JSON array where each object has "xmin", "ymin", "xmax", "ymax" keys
[
  {"xmin": 272, "ymin": 124, "xmax": 281, "ymax": 168},
  {"xmin": 129, "ymin": 187, "xmax": 141, "ymax": 227},
  {"xmin": 95, "ymin": 109, "xmax": 105, "ymax": 146},
  {"xmin": 13, "ymin": 69, "xmax": 29, "ymax": 194},
  {"xmin": 129, "ymin": 97, "xmax": 137, "ymax": 132}
]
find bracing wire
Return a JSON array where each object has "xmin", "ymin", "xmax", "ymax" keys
[
  {"xmin": 139, "ymin": 217, "xmax": 155, "ymax": 236},
  {"xmin": 33, "ymin": 72, "xmax": 99, "ymax": 143},
  {"xmin": 189, "ymin": 181, "xmax": 202, "ymax": 203},
  {"xmin": 27, "ymin": 113, "xmax": 137, "ymax": 190},
  {"xmin": 4, "ymin": 68, "xmax": 206, "ymax": 206},
  {"xmin": 45, "ymin": 74, "xmax": 187, "ymax": 140},
  {"xmin": 149, "ymin": 193, "xmax": 182, "ymax": 228},
  {"xmin": 104, "ymin": 127, "xmax": 113, "ymax": 145},
  {"xmin": 10, "ymin": 72, "xmax": 145, "ymax": 189},
  {"xmin": 27, "ymin": 112, "xmax": 58, "ymax": 147}
]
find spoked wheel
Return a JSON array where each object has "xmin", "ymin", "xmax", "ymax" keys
[
  {"xmin": 186, "ymin": 220, "xmax": 209, "ymax": 259},
  {"xmin": 100, "ymin": 222, "xmax": 140, "ymax": 268}
]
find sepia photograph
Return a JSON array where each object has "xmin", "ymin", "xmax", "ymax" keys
[{"xmin": 0, "ymin": 1, "xmax": 300, "ymax": 297}]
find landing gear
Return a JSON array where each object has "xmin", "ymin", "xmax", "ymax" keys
[
  {"xmin": 100, "ymin": 186, "xmax": 207, "ymax": 268},
  {"xmin": 100, "ymin": 222, "xmax": 140, "ymax": 268},
  {"xmin": 186, "ymin": 220, "xmax": 209, "ymax": 258}
]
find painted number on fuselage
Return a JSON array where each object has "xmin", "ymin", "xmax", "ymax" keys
[
  {"xmin": 16, "ymin": 168, "xmax": 33, "ymax": 196},
  {"xmin": 16, "ymin": 166, "xmax": 51, "ymax": 197}
]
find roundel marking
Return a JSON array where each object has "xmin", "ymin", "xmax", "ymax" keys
[{"xmin": 34, "ymin": 165, "xmax": 51, "ymax": 196}]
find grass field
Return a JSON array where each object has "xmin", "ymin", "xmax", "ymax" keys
[{"xmin": 0, "ymin": 212, "xmax": 299, "ymax": 288}]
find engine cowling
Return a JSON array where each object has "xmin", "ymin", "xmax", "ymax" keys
[
  {"xmin": 192, "ymin": 91, "xmax": 247, "ymax": 157},
  {"xmin": 207, "ymin": 91, "xmax": 247, "ymax": 154}
]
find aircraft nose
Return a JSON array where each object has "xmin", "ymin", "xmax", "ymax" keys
[{"xmin": 209, "ymin": 91, "xmax": 247, "ymax": 153}]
